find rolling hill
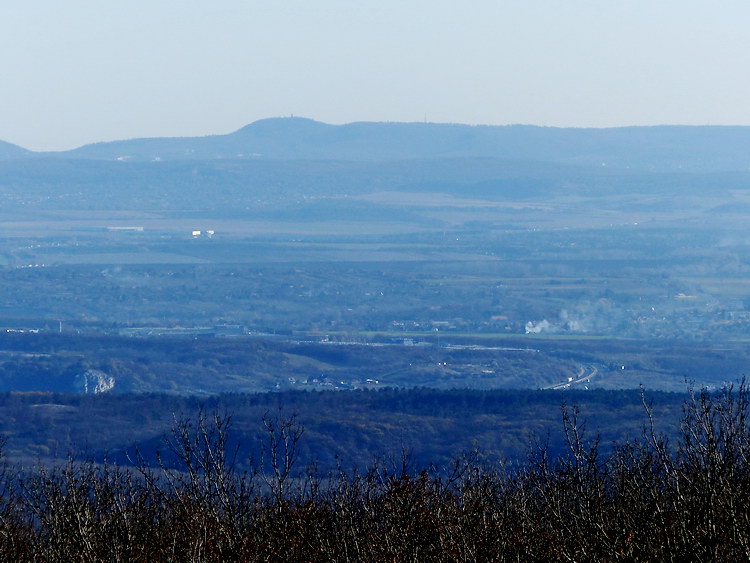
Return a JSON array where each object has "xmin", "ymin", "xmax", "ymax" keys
[{"xmin": 1, "ymin": 117, "xmax": 748, "ymax": 172}]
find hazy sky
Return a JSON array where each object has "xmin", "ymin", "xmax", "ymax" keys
[{"xmin": 3, "ymin": 1, "xmax": 750, "ymax": 151}]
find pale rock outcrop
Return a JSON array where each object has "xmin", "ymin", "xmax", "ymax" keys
[{"xmin": 74, "ymin": 369, "xmax": 115, "ymax": 394}]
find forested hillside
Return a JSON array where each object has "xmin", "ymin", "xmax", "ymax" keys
[{"xmin": 0, "ymin": 386, "xmax": 684, "ymax": 473}]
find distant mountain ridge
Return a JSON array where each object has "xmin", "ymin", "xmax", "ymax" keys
[
  {"xmin": 0, "ymin": 140, "xmax": 30, "ymax": 160},
  {"xmin": 4, "ymin": 117, "xmax": 750, "ymax": 171}
]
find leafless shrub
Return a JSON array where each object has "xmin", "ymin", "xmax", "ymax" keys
[{"xmin": 0, "ymin": 386, "xmax": 750, "ymax": 561}]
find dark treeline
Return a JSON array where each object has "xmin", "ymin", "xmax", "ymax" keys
[
  {"xmin": 0, "ymin": 385, "xmax": 748, "ymax": 561},
  {"xmin": 0, "ymin": 387, "xmax": 685, "ymax": 473}
]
